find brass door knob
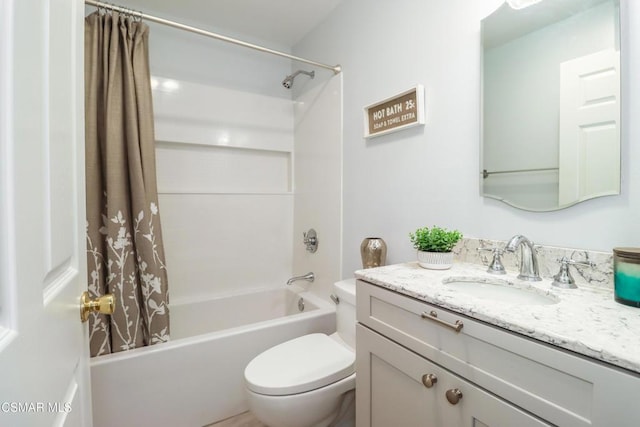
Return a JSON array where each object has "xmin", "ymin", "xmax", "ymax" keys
[
  {"xmin": 80, "ymin": 291, "xmax": 115, "ymax": 322},
  {"xmin": 421, "ymin": 373, "xmax": 438, "ymax": 388},
  {"xmin": 445, "ymin": 388, "xmax": 463, "ymax": 405}
]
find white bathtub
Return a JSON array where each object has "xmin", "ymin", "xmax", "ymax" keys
[{"xmin": 90, "ymin": 287, "xmax": 336, "ymax": 427}]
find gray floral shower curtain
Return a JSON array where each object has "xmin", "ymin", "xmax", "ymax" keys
[{"xmin": 84, "ymin": 11, "xmax": 170, "ymax": 357}]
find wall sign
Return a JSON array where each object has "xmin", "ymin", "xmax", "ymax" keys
[{"xmin": 364, "ymin": 85, "xmax": 425, "ymax": 138}]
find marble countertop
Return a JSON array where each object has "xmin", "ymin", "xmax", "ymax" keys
[{"xmin": 355, "ymin": 262, "xmax": 640, "ymax": 375}]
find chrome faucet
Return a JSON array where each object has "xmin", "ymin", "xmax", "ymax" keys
[
  {"xmin": 504, "ymin": 235, "xmax": 541, "ymax": 281},
  {"xmin": 286, "ymin": 272, "xmax": 315, "ymax": 286}
]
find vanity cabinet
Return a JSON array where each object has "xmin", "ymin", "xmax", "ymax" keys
[
  {"xmin": 355, "ymin": 280, "xmax": 640, "ymax": 427},
  {"xmin": 357, "ymin": 324, "xmax": 551, "ymax": 427}
]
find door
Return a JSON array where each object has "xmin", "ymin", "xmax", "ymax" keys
[
  {"xmin": 558, "ymin": 49, "xmax": 620, "ymax": 206},
  {"xmin": 0, "ymin": 1, "xmax": 91, "ymax": 426},
  {"xmin": 356, "ymin": 325, "xmax": 441, "ymax": 427}
]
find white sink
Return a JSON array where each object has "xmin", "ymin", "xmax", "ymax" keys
[{"xmin": 442, "ymin": 277, "xmax": 559, "ymax": 306}]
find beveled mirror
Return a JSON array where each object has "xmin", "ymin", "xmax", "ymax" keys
[{"xmin": 481, "ymin": 0, "xmax": 620, "ymax": 211}]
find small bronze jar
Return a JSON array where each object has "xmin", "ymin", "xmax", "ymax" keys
[{"xmin": 360, "ymin": 238, "xmax": 387, "ymax": 269}]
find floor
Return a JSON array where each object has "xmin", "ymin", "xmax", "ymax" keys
[{"xmin": 205, "ymin": 411, "xmax": 267, "ymax": 427}]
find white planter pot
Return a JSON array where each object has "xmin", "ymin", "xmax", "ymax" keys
[{"xmin": 417, "ymin": 251, "xmax": 454, "ymax": 270}]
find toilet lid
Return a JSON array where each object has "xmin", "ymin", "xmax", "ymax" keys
[{"xmin": 244, "ymin": 333, "xmax": 355, "ymax": 396}]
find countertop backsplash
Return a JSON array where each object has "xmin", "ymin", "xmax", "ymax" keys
[{"xmin": 454, "ymin": 237, "xmax": 614, "ymax": 290}]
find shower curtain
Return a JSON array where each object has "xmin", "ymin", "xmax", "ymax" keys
[{"xmin": 84, "ymin": 11, "xmax": 170, "ymax": 357}]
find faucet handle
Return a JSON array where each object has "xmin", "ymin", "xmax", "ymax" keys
[
  {"xmin": 477, "ymin": 247, "xmax": 506, "ymax": 275},
  {"xmin": 552, "ymin": 257, "xmax": 596, "ymax": 289},
  {"xmin": 566, "ymin": 257, "xmax": 596, "ymax": 269}
]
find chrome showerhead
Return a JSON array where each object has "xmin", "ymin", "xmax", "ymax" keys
[
  {"xmin": 282, "ymin": 76, "xmax": 294, "ymax": 89},
  {"xmin": 282, "ymin": 70, "xmax": 315, "ymax": 89}
]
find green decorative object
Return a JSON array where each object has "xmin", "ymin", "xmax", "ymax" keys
[
  {"xmin": 409, "ymin": 226, "xmax": 463, "ymax": 270},
  {"xmin": 409, "ymin": 226, "xmax": 463, "ymax": 253}
]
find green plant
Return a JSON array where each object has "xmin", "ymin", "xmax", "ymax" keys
[{"xmin": 409, "ymin": 226, "xmax": 463, "ymax": 253}]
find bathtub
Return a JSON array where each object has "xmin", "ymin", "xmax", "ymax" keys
[{"xmin": 90, "ymin": 287, "xmax": 336, "ymax": 427}]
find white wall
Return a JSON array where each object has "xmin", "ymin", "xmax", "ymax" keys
[
  {"xmin": 137, "ymin": 12, "xmax": 298, "ymax": 303},
  {"xmin": 294, "ymin": 0, "xmax": 640, "ymax": 278},
  {"xmin": 152, "ymin": 78, "xmax": 294, "ymax": 304},
  {"xmin": 142, "ymin": 9, "xmax": 344, "ymax": 304},
  {"xmin": 145, "ymin": 15, "xmax": 293, "ymax": 99},
  {"xmin": 292, "ymin": 75, "xmax": 343, "ymax": 300}
]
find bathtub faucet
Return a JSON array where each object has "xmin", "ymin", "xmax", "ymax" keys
[{"xmin": 286, "ymin": 272, "xmax": 315, "ymax": 286}]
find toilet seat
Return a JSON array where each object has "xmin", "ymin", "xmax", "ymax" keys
[{"xmin": 244, "ymin": 333, "xmax": 355, "ymax": 396}]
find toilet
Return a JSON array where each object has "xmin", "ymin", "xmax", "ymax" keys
[{"xmin": 244, "ymin": 279, "xmax": 357, "ymax": 427}]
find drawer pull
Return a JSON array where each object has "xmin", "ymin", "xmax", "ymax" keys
[
  {"xmin": 421, "ymin": 310, "xmax": 464, "ymax": 332},
  {"xmin": 446, "ymin": 388, "xmax": 463, "ymax": 405},
  {"xmin": 421, "ymin": 373, "xmax": 438, "ymax": 388}
]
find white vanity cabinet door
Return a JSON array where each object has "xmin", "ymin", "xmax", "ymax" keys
[{"xmin": 356, "ymin": 324, "xmax": 552, "ymax": 427}]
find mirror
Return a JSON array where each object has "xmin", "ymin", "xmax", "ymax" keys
[{"xmin": 481, "ymin": 0, "xmax": 620, "ymax": 211}]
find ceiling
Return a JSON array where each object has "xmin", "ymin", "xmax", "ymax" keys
[
  {"xmin": 114, "ymin": 0, "xmax": 344, "ymax": 47},
  {"xmin": 483, "ymin": 0, "xmax": 611, "ymax": 48}
]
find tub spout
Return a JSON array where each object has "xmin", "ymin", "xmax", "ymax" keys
[{"xmin": 287, "ymin": 272, "xmax": 315, "ymax": 286}]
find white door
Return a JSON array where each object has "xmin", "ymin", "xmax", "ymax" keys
[
  {"xmin": 558, "ymin": 49, "xmax": 620, "ymax": 206},
  {"xmin": 0, "ymin": 1, "xmax": 91, "ymax": 426}
]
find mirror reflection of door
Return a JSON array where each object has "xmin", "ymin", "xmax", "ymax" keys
[
  {"xmin": 481, "ymin": 0, "xmax": 621, "ymax": 211},
  {"xmin": 558, "ymin": 49, "xmax": 620, "ymax": 205}
]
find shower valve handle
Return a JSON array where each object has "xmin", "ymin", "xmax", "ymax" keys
[{"xmin": 303, "ymin": 229, "xmax": 318, "ymax": 253}]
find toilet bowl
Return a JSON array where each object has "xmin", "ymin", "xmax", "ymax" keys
[{"xmin": 244, "ymin": 279, "xmax": 356, "ymax": 427}]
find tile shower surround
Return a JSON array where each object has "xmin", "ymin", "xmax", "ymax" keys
[{"xmin": 456, "ymin": 237, "xmax": 613, "ymax": 290}]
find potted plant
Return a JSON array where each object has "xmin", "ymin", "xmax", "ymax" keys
[{"xmin": 409, "ymin": 226, "xmax": 463, "ymax": 269}]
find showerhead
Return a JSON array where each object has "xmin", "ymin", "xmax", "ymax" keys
[
  {"xmin": 282, "ymin": 70, "xmax": 315, "ymax": 89},
  {"xmin": 282, "ymin": 76, "xmax": 294, "ymax": 89}
]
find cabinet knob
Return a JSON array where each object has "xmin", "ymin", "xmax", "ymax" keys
[
  {"xmin": 445, "ymin": 388, "xmax": 463, "ymax": 405},
  {"xmin": 421, "ymin": 373, "xmax": 438, "ymax": 388}
]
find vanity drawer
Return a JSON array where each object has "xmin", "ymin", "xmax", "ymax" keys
[{"xmin": 356, "ymin": 279, "xmax": 625, "ymax": 427}]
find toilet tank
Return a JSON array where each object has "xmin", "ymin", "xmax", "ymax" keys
[{"xmin": 333, "ymin": 279, "xmax": 356, "ymax": 349}]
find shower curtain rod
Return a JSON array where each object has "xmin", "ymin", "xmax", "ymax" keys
[{"xmin": 84, "ymin": 0, "xmax": 342, "ymax": 74}]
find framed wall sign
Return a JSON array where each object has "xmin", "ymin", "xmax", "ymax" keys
[{"xmin": 363, "ymin": 85, "xmax": 425, "ymax": 138}]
